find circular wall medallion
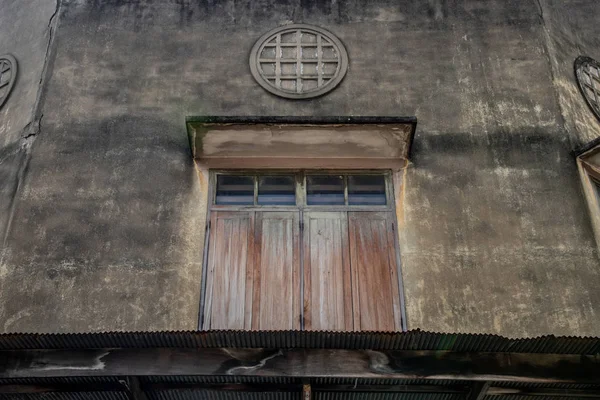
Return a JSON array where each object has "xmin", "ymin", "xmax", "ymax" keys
[
  {"xmin": 575, "ymin": 56, "xmax": 600, "ymax": 121},
  {"xmin": 0, "ymin": 54, "xmax": 17, "ymax": 110},
  {"xmin": 249, "ymin": 24, "xmax": 348, "ymax": 99}
]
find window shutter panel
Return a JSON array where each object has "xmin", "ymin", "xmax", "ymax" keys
[
  {"xmin": 302, "ymin": 212, "xmax": 353, "ymax": 331},
  {"xmin": 348, "ymin": 211, "xmax": 402, "ymax": 331},
  {"xmin": 252, "ymin": 211, "xmax": 301, "ymax": 330},
  {"xmin": 203, "ymin": 211, "xmax": 255, "ymax": 330}
]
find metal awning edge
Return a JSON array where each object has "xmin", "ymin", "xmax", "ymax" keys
[{"xmin": 0, "ymin": 329, "xmax": 598, "ymax": 355}]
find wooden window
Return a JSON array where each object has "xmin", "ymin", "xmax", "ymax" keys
[
  {"xmin": 578, "ymin": 148, "xmax": 600, "ymax": 250},
  {"xmin": 200, "ymin": 171, "xmax": 405, "ymax": 332},
  {"xmin": 303, "ymin": 211, "xmax": 352, "ymax": 330}
]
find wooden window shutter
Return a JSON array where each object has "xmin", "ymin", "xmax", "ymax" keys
[
  {"xmin": 203, "ymin": 211, "xmax": 255, "ymax": 330},
  {"xmin": 348, "ymin": 211, "xmax": 402, "ymax": 331},
  {"xmin": 253, "ymin": 212, "xmax": 301, "ymax": 330},
  {"xmin": 203, "ymin": 211, "xmax": 301, "ymax": 330},
  {"xmin": 302, "ymin": 212, "xmax": 353, "ymax": 331}
]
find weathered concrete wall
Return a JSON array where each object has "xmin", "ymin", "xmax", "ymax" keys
[
  {"xmin": 0, "ymin": 0, "xmax": 58, "ymax": 259},
  {"xmin": 539, "ymin": 0, "xmax": 600, "ymax": 146},
  {"xmin": 0, "ymin": 0, "xmax": 599, "ymax": 336}
]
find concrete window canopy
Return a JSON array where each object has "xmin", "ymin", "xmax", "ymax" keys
[
  {"xmin": 576, "ymin": 139, "xmax": 600, "ymax": 249},
  {"xmin": 185, "ymin": 116, "xmax": 417, "ymax": 170}
]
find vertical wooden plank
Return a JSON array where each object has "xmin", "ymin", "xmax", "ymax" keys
[
  {"xmin": 252, "ymin": 213, "xmax": 263, "ymax": 330},
  {"xmin": 244, "ymin": 212, "xmax": 256, "ymax": 329},
  {"xmin": 204, "ymin": 211, "xmax": 254, "ymax": 330},
  {"xmin": 302, "ymin": 213, "xmax": 312, "ymax": 329},
  {"xmin": 303, "ymin": 212, "xmax": 352, "ymax": 331},
  {"xmin": 341, "ymin": 216, "xmax": 353, "ymax": 331},
  {"xmin": 292, "ymin": 212, "xmax": 301, "ymax": 330},
  {"xmin": 385, "ymin": 217, "xmax": 403, "ymax": 330},
  {"xmin": 202, "ymin": 212, "xmax": 219, "ymax": 329},
  {"xmin": 254, "ymin": 212, "xmax": 300, "ymax": 330},
  {"xmin": 349, "ymin": 215, "xmax": 361, "ymax": 332},
  {"xmin": 348, "ymin": 211, "xmax": 402, "ymax": 331}
]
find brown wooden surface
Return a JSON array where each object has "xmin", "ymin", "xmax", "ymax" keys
[
  {"xmin": 253, "ymin": 212, "xmax": 301, "ymax": 330},
  {"xmin": 2, "ymin": 348, "xmax": 600, "ymax": 383},
  {"xmin": 204, "ymin": 211, "xmax": 254, "ymax": 330},
  {"xmin": 349, "ymin": 212, "xmax": 402, "ymax": 331},
  {"xmin": 203, "ymin": 201, "xmax": 402, "ymax": 331},
  {"xmin": 303, "ymin": 212, "xmax": 352, "ymax": 331}
]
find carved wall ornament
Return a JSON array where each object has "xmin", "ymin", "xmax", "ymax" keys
[
  {"xmin": 249, "ymin": 24, "xmax": 348, "ymax": 99},
  {"xmin": 0, "ymin": 54, "xmax": 17, "ymax": 110},
  {"xmin": 575, "ymin": 56, "xmax": 600, "ymax": 122}
]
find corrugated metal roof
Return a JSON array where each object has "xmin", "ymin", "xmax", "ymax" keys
[
  {"xmin": 0, "ymin": 378, "xmax": 122, "ymax": 385},
  {"xmin": 310, "ymin": 378, "xmax": 465, "ymax": 387},
  {"xmin": 490, "ymin": 382, "xmax": 600, "ymax": 390},
  {"xmin": 0, "ymin": 330, "xmax": 598, "ymax": 354},
  {"xmin": 137, "ymin": 376, "xmax": 467, "ymax": 388},
  {"xmin": 1, "ymin": 377, "xmax": 599, "ymax": 400},
  {"xmin": 0, "ymin": 393, "xmax": 128, "ymax": 400},
  {"xmin": 484, "ymin": 396, "xmax": 592, "ymax": 400},
  {"xmin": 146, "ymin": 390, "xmax": 464, "ymax": 400},
  {"xmin": 146, "ymin": 391, "xmax": 300, "ymax": 400},
  {"xmin": 313, "ymin": 393, "xmax": 463, "ymax": 400},
  {"xmin": 141, "ymin": 376, "xmax": 299, "ymax": 385}
]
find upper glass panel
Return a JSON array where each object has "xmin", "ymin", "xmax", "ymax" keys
[
  {"xmin": 212, "ymin": 172, "xmax": 389, "ymax": 208},
  {"xmin": 258, "ymin": 176, "xmax": 296, "ymax": 205},
  {"xmin": 348, "ymin": 175, "xmax": 387, "ymax": 205},
  {"xmin": 306, "ymin": 175, "xmax": 345, "ymax": 205},
  {"xmin": 215, "ymin": 175, "xmax": 254, "ymax": 205}
]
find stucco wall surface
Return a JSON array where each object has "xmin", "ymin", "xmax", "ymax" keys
[
  {"xmin": 539, "ymin": 0, "xmax": 600, "ymax": 146},
  {"xmin": 0, "ymin": 0, "xmax": 58, "ymax": 260},
  {"xmin": 0, "ymin": 0, "xmax": 599, "ymax": 336}
]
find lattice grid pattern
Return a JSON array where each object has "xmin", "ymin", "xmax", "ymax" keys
[
  {"xmin": 250, "ymin": 25, "xmax": 348, "ymax": 99},
  {"xmin": 576, "ymin": 57, "xmax": 600, "ymax": 120},
  {"xmin": 0, "ymin": 56, "xmax": 16, "ymax": 109}
]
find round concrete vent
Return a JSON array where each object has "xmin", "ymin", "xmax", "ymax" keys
[
  {"xmin": 0, "ymin": 54, "xmax": 17, "ymax": 110},
  {"xmin": 575, "ymin": 56, "xmax": 600, "ymax": 121},
  {"xmin": 249, "ymin": 24, "xmax": 348, "ymax": 99}
]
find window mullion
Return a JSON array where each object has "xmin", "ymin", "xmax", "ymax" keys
[
  {"xmin": 343, "ymin": 175, "xmax": 349, "ymax": 205},
  {"xmin": 253, "ymin": 175, "xmax": 259, "ymax": 206},
  {"xmin": 296, "ymin": 172, "xmax": 305, "ymax": 207}
]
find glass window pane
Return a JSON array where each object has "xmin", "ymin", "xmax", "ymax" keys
[
  {"xmin": 215, "ymin": 175, "xmax": 254, "ymax": 205},
  {"xmin": 306, "ymin": 175, "xmax": 345, "ymax": 205},
  {"xmin": 258, "ymin": 176, "xmax": 296, "ymax": 205},
  {"xmin": 348, "ymin": 175, "xmax": 386, "ymax": 205}
]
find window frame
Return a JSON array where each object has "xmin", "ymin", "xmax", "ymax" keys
[
  {"xmin": 578, "ymin": 151, "xmax": 600, "ymax": 249},
  {"xmin": 199, "ymin": 169, "xmax": 407, "ymax": 332},
  {"xmin": 208, "ymin": 170, "xmax": 395, "ymax": 212}
]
